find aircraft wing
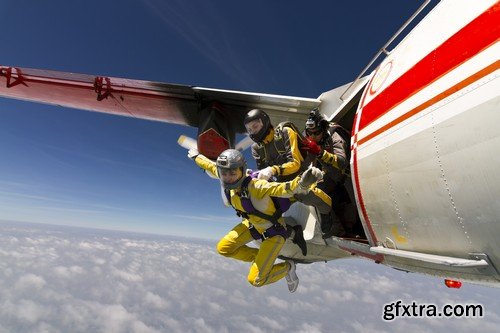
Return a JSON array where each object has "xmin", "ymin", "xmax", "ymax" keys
[{"xmin": 0, "ymin": 66, "xmax": 320, "ymax": 133}]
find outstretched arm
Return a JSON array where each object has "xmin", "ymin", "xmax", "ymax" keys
[
  {"xmin": 189, "ymin": 150, "xmax": 219, "ymax": 179},
  {"xmin": 251, "ymin": 166, "xmax": 323, "ymax": 198}
]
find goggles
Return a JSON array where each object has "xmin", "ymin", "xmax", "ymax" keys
[
  {"xmin": 305, "ymin": 118, "xmax": 317, "ymax": 129},
  {"xmin": 245, "ymin": 119, "xmax": 264, "ymax": 135},
  {"xmin": 306, "ymin": 129, "xmax": 322, "ymax": 136}
]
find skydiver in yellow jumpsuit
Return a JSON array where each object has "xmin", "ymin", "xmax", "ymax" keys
[
  {"xmin": 244, "ymin": 109, "xmax": 332, "ymax": 221},
  {"xmin": 188, "ymin": 148, "xmax": 324, "ymax": 292}
]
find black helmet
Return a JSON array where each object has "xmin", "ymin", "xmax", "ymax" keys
[
  {"xmin": 216, "ymin": 149, "xmax": 247, "ymax": 190},
  {"xmin": 305, "ymin": 109, "xmax": 329, "ymax": 133},
  {"xmin": 244, "ymin": 109, "xmax": 271, "ymax": 142}
]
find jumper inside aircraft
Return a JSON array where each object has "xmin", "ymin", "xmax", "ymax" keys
[{"xmin": 1, "ymin": 0, "xmax": 499, "ymax": 288}]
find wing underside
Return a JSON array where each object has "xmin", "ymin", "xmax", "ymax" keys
[{"xmin": 0, "ymin": 66, "xmax": 320, "ymax": 133}]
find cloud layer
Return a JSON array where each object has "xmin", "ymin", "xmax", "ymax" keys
[{"xmin": 0, "ymin": 221, "xmax": 498, "ymax": 333}]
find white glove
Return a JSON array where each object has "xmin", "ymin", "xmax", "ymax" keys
[
  {"xmin": 188, "ymin": 148, "xmax": 199, "ymax": 160},
  {"xmin": 298, "ymin": 166, "xmax": 323, "ymax": 190},
  {"xmin": 257, "ymin": 166, "xmax": 275, "ymax": 180}
]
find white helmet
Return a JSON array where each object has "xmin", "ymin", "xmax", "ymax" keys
[{"xmin": 216, "ymin": 149, "xmax": 247, "ymax": 189}]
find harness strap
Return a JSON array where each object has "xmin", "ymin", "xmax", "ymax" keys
[
  {"xmin": 241, "ymin": 199, "xmax": 282, "ymax": 224},
  {"xmin": 257, "ymin": 127, "xmax": 288, "ymax": 166},
  {"xmin": 273, "ymin": 128, "xmax": 287, "ymax": 154},
  {"xmin": 248, "ymin": 223, "xmax": 288, "ymax": 241},
  {"xmin": 224, "ymin": 176, "xmax": 289, "ymax": 240},
  {"xmin": 225, "ymin": 176, "xmax": 284, "ymax": 223}
]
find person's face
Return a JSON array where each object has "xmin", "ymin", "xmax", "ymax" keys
[
  {"xmin": 245, "ymin": 119, "xmax": 264, "ymax": 136},
  {"xmin": 220, "ymin": 168, "xmax": 243, "ymax": 185},
  {"xmin": 306, "ymin": 128, "xmax": 324, "ymax": 142}
]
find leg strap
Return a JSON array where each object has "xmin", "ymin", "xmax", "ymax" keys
[{"xmin": 249, "ymin": 224, "xmax": 288, "ymax": 241}]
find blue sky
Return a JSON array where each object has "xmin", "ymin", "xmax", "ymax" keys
[{"xmin": 0, "ymin": 0, "xmax": 429, "ymax": 239}]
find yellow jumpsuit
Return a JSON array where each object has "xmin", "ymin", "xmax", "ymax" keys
[
  {"xmin": 251, "ymin": 127, "xmax": 331, "ymax": 214},
  {"xmin": 251, "ymin": 127, "xmax": 303, "ymax": 181},
  {"xmin": 195, "ymin": 155, "xmax": 311, "ymax": 287}
]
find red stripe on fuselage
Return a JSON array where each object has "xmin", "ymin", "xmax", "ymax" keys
[
  {"xmin": 359, "ymin": 61, "xmax": 499, "ymax": 146},
  {"xmin": 352, "ymin": 148, "xmax": 378, "ymax": 245},
  {"xmin": 351, "ymin": 69, "xmax": 378, "ymax": 245},
  {"xmin": 358, "ymin": 2, "xmax": 500, "ymax": 132}
]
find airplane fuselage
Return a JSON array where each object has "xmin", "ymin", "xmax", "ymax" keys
[{"xmin": 337, "ymin": 0, "xmax": 500, "ymax": 286}]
